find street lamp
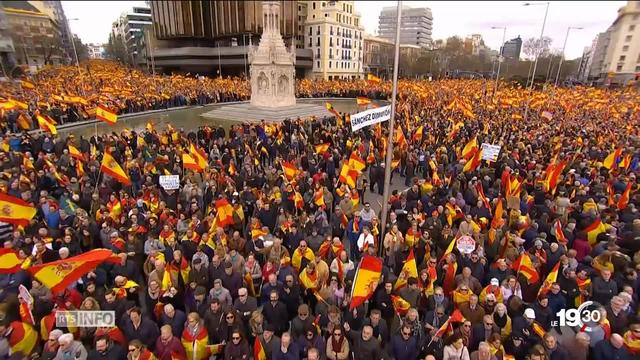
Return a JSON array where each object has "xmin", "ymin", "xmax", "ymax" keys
[
  {"xmin": 523, "ymin": 2, "xmax": 550, "ymax": 89},
  {"xmin": 491, "ymin": 26, "xmax": 506, "ymax": 94},
  {"xmin": 67, "ymin": 18, "xmax": 85, "ymax": 96},
  {"xmin": 554, "ymin": 26, "xmax": 583, "ymax": 86}
]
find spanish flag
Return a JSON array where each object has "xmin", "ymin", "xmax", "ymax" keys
[
  {"xmin": 585, "ymin": 217, "xmax": 607, "ymax": 246},
  {"xmin": 413, "ymin": 125, "xmax": 424, "ymax": 143},
  {"xmin": 356, "ymin": 96, "xmax": 371, "ymax": 105},
  {"xmin": 17, "ymin": 113, "xmax": 32, "ymax": 130},
  {"xmin": 215, "ymin": 198, "xmax": 235, "ymax": 228},
  {"xmin": 181, "ymin": 326, "xmax": 214, "ymax": 360},
  {"xmin": 367, "ymin": 73, "xmax": 381, "ymax": 84},
  {"xmin": 28, "ymin": 248, "xmax": 119, "ymax": 294},
  {"xmin": 189, "ymin": 143, "xmax": 208, "ymax": 170},
  {"xmin": 20, "ymin": 79, "xmax": 35, "ymax": 90},
  {"xmin": 313, "ymin": 189, "xmax": 325, "ymax": 208},
  {"xmin": 538, "ymin": 261, "xmax": 560, "ymax": 296},
  {"xmin": 391, "ymin": 295, "xmax": 411, "ymax": 315},
  {"xmin": 293, "ymin": 191, "xmax": 304, "ymax": 209},
  {"xmin": 0, "ymin": 193, "xmax": 37, "ymax": 227},
  {"xmin": 348, "ymin": 152, "xmax": 366, "ymax": 172},
  {"xmin": 394, "ymin": 248, "xmax": 418, "ymax": 291},
  {"xmin": 182, "ymin": 153, "xmax": 202, "ymax": 172},
  {"xmin": 254, "ymin": 337, "xmax": 267, "ymax": 360},
  {"xmin": 463, "ymin": 149, "xmax": 482, "ymax": 173},
  {"xmin": 349, "ymin": 255, "xmax": 383, "ymax": 310},
  {"xmin": 281, "ymin": 160, "xmax": 298, "ymax": 181},
  {"xmin": 617, "ymin": 182, "xmax": 632, "ymax": 210},
  {"xmin": 551, "ymin": 220, "xmax": 567, "ymax": 244},
  {"xmin": 292, "ymin": 247, "xmax": 315, "ymax": 272},
  {"xmin": 36, "ymin": 114, "xmax": 57, "ymax": 135},
  {"xmin": 101, "ymin": 152, "xmax": 131, "ymax": 185},
  {"xmin": 461, "ymin": 136, "xmax": 478, "ymax": 160},
  {"xmin": 623, "ymin": 329, "xmax": 640, "ymax": 355},
  {"xmin": 96, "ymin": 104, "xmax": 118, "ymax": 125},
  {"xmin": 339, "ymin": 163, "xmax": 358, "ymax": 188},
  {"xmin": 0, "ymin": 248, "xmax": 24, "ymax": 273},
  {"xmin": 532, "ymin": 321, "xmax": 546, "ymax": 338},
  {"xmin": 6, "ymin": 321, "xmax": 37, "ymax": 357},
  {"xmin": 511, "ymin": 252, "xmax": 540, "ymax": 284},
  {"xmin": 68, "ymin": 144, "xmax": 84, "ymax": 160},
  {"xmin": 314, "ymin": 143, "xmax": 330, "ymax": 154}
]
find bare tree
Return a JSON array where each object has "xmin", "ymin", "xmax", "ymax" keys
[{"xmin": 522, "ymin": 36, "xmax": 552, "ymax": 61}]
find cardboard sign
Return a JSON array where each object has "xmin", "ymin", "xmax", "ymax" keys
[
  {"xmin": 159, "ymin": 175, "xmax": 180, "ymax": 190},
  {"xmin": 456, "ymin": 235, "xmax": 476, "ymax": 254},
  {"xmin": 481, "ymin": 143, "xmax": 501, "ymax": 162},
  {"xmin": 350, "ymin": 105, "xmax": 392, "ymax": 131}
]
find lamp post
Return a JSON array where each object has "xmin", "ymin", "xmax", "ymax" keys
[
  {"xmin": 67, "ymin": 18, "xmax": 85, "ymax": 96},
  {"xmin": 491, "ymin": 26, "xmax": 506, "ymax": 94},
  {"xmin": 554, "ymin": 26, "xmax": 583, "ymax": 87},
  {"xmin": 379, "ymin": 0, "xmax": 402, "ymax": 255},
  {"xmin": 522, "ymin": 2, "xmax": 549, "ymax": 122}
]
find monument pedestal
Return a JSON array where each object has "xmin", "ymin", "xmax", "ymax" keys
[{"xmin": 200, "ymin": 100, "xmax": 331, "ymax": 123}]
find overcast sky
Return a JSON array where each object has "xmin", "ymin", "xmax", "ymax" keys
[{"xmin": 63, "ymin": 1, "xmax": 625, "ymax": 59}]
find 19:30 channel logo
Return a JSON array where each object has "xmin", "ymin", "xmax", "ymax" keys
[{"xmin": 553, "ymin": 301, "xmax": 602, "ymax": 331}]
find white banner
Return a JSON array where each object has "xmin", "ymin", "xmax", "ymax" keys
[
  {"xmin": 159, "ymin": 175, "xmax": 180, "ymax": 190},
  {"xmin": 481, "ymin": 143, "xmax": 501, "ymax": 162},
  {"xmin": 350, "ymin": 105, "xmax": 392, "ymax": 132}
]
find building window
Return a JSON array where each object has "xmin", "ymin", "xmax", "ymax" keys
[
  {"xmin": 316, "ymin": 48, "xmax": 320, "ymax": 57},
  {"xmin": 316, "ymin": 37, "xmax": 320, "ymax": 46},
  {"xmin": 623, "ymin": 45, "xmax": 629, "ymax": 51},
  {"xmin": 322, "ymin": 2, "xmax": 326, "ymax": 7},
  {"xmin": 325, "ymin": 13, "xmax": 328, "ymax": 17},
  {"xmin": 313, "ymin": 2, "xmax": 316, "ymax": 10},
  {"xmin": 625, "ymin": 35, "xmax": 632, "ymax": 42},
  {"xmin": 317, "ymin": 60, "xmax": 320, "ymax": 67},
  {"xmin": 329, "ymin": 61, "xmax": 332, "ymax": 68},
  {"xmin": 630, "ymin": 25, "xmax": 636, "ymax": 31},
  {"xmin": 636, "ymin": 65, "xmax": 640, "ymax": 71},
  {"xmin": 620, "ymin": 55, "xmax": 626, "ymax": 61},
  {"xmin": 617, "ymin": 64, "xmax": 623, "ymax": 71}
]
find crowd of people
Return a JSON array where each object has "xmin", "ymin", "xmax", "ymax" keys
[{"xmin": 0, "ymin": 60, "xmax": 638, "ymax": 360}]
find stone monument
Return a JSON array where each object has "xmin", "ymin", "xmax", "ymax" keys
[
  {"xmin": 248, "ymin": 1, "xmax": 296, "ymax": 108},
  {"xmin": 200, "ymin": 0, "xmax": 331, "ymax": 122}
]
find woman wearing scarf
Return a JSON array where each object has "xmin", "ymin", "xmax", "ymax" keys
[
  {"xmin": 224, "ymin": 330, "xmax": 250, "ymax": 360},
  {"xmin": 244, "ymin": 253, "xmax": 263, "ymax": 292},
  {"xmin": 296, "ymin": 326, "xmax": 326, "ymax": 359},
  {"xmin": 487, "ymin": 333, "xmax": 505, "ymax": 360},
  {"xmin": 493, "ymin": 303, "xmax": 512, "ymax": 340},
  {"xmin": 326, "ymin": 325, "xmax": 349, "ymax": 360},
  {"xmin": 181, "ymin": 312, "xmax": 211, "ymax": 360}
]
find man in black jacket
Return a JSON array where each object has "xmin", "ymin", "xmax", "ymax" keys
[
  {"xmin": 87, "ymin": 335, "xmax": 126, "ymax": 360},
  {"xmin": 344, "ymin": 323, "xmax": 384, "ymax": 360},
  {"xmin": 262, "ymin": 290, "xmax": 289, "ymax": 336}
]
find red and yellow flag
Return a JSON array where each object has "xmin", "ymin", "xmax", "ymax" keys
[
  {"xmin": 254, "ymin": 337, "xmax": 267, "ymax": 360},
  {"xmin": 101, "ymin": 152, "xmax": 131, "ymax": 185},
  {"xmin": 0, "ymin": 248, "xmax": 24, "ymax": 273},
  {"xmin": 537, "ymin": 261, "xmax": 560, "ymax": 296},
  {"xmin": 189, "ymin": 143, "xmax": 208, "ymax": 170},
  {"xmin": 391, "ymin": 295, "xmax": 411, "ymax": 315},
  {"xmin": 356, "ymin": 96, "xmax": 371, "ymax": 105},
  {"xmin": 6, "ymin": 321, "xmax": 37, "ymax": 357},
  {"xmin": 463, "ymin": 149, "xmax": 482, "ymax": 173},
  {"xmin": 215, "ymin": 198, "xmax": 235, "ymax": 228},
  {"xmin": 367, "ymin": 73, "xmax": 381, "ymax": 84},
  {"xmin": 96, "ymin": 104, "xmax": 118, "ymax": 125},
  {"xmin": 413, "ymin": 125, "xmax": 424, "ymax": 143},
  {"xmin": 314, "ymin": 143, "xmax": 330, "ymax": 154},
  {"xmin": 511, "ymin": 252, "xmax": 540, "ymax": 284},
  {"xmin": 617, "ymin": 182, "xmax": 632, "ymax": 210},
  {"xmin": 394, "ymin": 248, "xmax": 418, "ymax": 291},
  {"xmin": 551, "ymin": 220, "xmax": 567, "ymax": 244},
  {"xmin": 585, "ymin": 217, "xmax": 607, "ymax": 246},
  {"xmin": 350, "ymin": 255, "xmax": 383, "ymax": 310},
  {"xmin": 28, "ymin": 248, "xmax": 118, "ymax": 294},
  {"xmin": 182, "ymin": 153, "xmax": 202, "ymax": 172},
  {"xmin": 491, "ymin": 198, "xmax": 504, "ymax": 229},
  {"xmin": 461, "ymin": 136, "xmax": 478, "ymax": 160},
  {"xmin": 17, "ymin": 113, "xmax": 32, "ymax": 130},
  {"xmin": 339, "ymin": 163, "xmax": 358, "ymax": 188},
  {"xmin": 281, "ymin": 160, "xmax": 298, "ymax": 181},
  {"xmin": 68, "ymin": 144, "xmax": 84, "ymax": 160},
  {"xmin": 313, "ymin": 189, "xmax": 325, "ymax": 208},
  {"xmin": 36, "ymin": 114, "xmax": 57, "ymax": 135},
  {"xmin": 348, "ymin": 152, "xmax": 366, "ymax": 172},
  {"xmin": 20, "ymin": 79, "xmax": 35, "ymax": 89},
  {"xmin": 0, "ymin": 193, "xmax": 36, "ymax": 227}
]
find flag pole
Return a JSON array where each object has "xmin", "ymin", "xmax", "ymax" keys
[{"xmin": 378, "ymin": 0, "xmax": 402, "ymax": 257}]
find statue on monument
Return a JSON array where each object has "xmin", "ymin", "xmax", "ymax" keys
[{"xmin": 248, "ymin": 1, "xmax": 296, "ymax": 108}]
